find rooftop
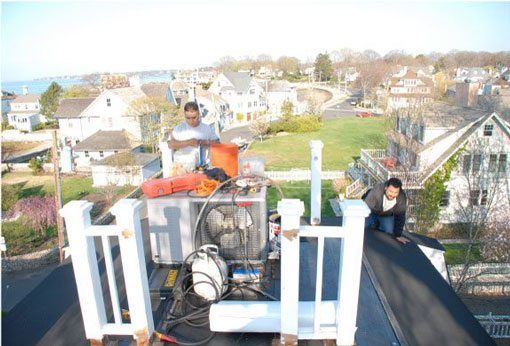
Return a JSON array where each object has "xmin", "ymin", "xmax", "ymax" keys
[
  {"xmin": 73, "ymin": 130, "xmax": 141, "ymax": 151},
  {"xmin": 54, "ymin": 98, "xmax": 95, "ymax": 119},
  {"xmin": 10, "ymin": 94, "xmax": 40, "ymax": 103}
]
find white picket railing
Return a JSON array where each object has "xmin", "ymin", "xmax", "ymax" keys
[
  {"xmin": 476, "ymin": 314, "xmax": 510, "ymax": 338},
  {"xmin": 60, "ymin": 199, "xmax": 153, "ymax": 345},
  {"xmin": 345, "ymin": 178, "xmax": 366, "ymax": 198},
  {"xmin": 265, "ymin": 170, "xmax": 345, "ymax": 181}
]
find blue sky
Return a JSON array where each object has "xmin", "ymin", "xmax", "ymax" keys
[{"xmin": 1, "ymin": 1, "xmax": 510, "ymax": 82}]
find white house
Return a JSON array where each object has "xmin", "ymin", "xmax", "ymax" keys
[
  {"xmin": 209, "ymin": 72, "xmax": 266, "ymax": 123},
  {"xmin": 348, "ymin": 102, "xmax": 510, "ymax": 226},
  {"xmin": 387, "ymin": 69, "xmax": 435, "ymax": 111},
  {"xmin": 454, "ymin": 67, "xmax": 491, "ymax": 83},
  {"xmin": 2, "ymin": 91, "xmax": 15, "ymax": 122},
  {"xmin": 72, "ymin": 130, "xmax": 142, "ymax": 170},
  {"xmin": 55, "ymin": 82, "xmax": 172, "ymax": 146},
  {"xmin": 265, "ymin": 80, "xmax": 299, "ymax": 118},
  {"xmin": 6, "ymin": 94, "xmax": 44, "ymax": 132},
  {"xmin": 91, "ymin": 152, "xmax": 160, "ymax": 187}
]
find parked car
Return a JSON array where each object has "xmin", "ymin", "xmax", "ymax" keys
[
  {"xmin": 356, "ymin": 112, "xmax": 373, "ymax": 118},
  {"xmin": 349, "ymin": 99, "xmax": 357, "ymax": 106}
]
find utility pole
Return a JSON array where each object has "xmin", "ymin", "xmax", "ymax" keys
[{"xmin": 52, "ymin": 130, "xmax": 65, "ymax": 263}]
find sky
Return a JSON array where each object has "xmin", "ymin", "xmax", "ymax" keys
[{"xmin": 1, "ymin": 1, "xmax": 510, "ymax": 82}]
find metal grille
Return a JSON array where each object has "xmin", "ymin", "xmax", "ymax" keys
[{"xmin": 198, "ymin": 203, "xmax": 262, "ymax": 261}]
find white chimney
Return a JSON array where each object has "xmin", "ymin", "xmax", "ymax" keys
[
  {"xmin": 22, "ymin": 85, "xmax": 29, "ymax": 95},
  {"xmin": 309, "ymin": 140, "xmax": 324, "ymax": 225},
  {"xmin": 188, "ymin": 83, "xmax": 196, "ymax": 102}
]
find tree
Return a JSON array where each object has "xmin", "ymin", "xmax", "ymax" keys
[
  {"xmin": 62, "ymin": 85, "xmax": 97, "ymax": 98},
  {"xmin": 216, "ymin": 56, "xmax": 237, "ymax": 72},
  {"xmin": 276, "ymin": 56, "xmax": 300, "ymax": 76},
  {"xmin": 40, "ymin": 81, "xmax": 63, "ymax": 119},
  {"xmin": 81, "ymin": 73, "xmax": 101, "ymax": 87},
  {"xmin": 280, "ymin": 99, "xmax": 294, "ymax": 119},
  {"xmin": 8, "ymin": 196, "xmax": 57, "ymax": 239},
  {"xmin": 354, "ymin": 60, "xmax": 388, "ymax": 103},
  {"xmin": 249, "ymin": 114, "xmax": 269, "ymax": 141},
  {"xmin": 128, "ymin": 96, "xmax": 175, "ymax": 152},
  {"xmin": 314, "ymin": 53, "xmax": 333, "ymax": 82}
]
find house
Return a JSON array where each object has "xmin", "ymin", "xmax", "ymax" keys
[
  {"xmin": 344, "ymin": 67, "xmax": 359, "ymax": 83},
  {"xmin": 387, "ymin": 68, "xmax": 435, "ymax": 110},
  {"xmin": 256, "ymin": 65, "xmax": 274, "ymax": 79},
  {"xmin": 209, "ymin": 72, "xmax": 266, "ymax": 123},
  {"xmin": 347, "ymin": 102, "xmax": 510, "ymax": 226},
  {"xmin": 72, "ymin": 130, "xmax": 142, "ymax": 170},
  {"xmin": 455, "ymin": 82, "xmax": 482, "ymax": 108},
  {"xmin": 54, "ymin": 82, "xmax": 173, "ymax": 147},
  {"xmin": 6, "ymin": 93, "xmax": 44, "ymax": 132},
  {"xmin": 90, "ymin": 151, "xmax": 160, "ymax": 187},
  {"xmin": 2, "ymin": 90, "xmax": 16, "ymax": 122},
  {"xmin": 174, "ymin": 68, "xmax": 217, "ymax": 85},
  {"xmin": 265, "ymin": 80, "xmax": 299, "ymax": 117},
  {"xmin": 455, "ymin": 67, "xmax": 491, "ymax": 83}
]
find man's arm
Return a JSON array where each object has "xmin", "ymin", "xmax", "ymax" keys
[{"xmin": 167, "ymin": 135, "xmax": 199, "ymax": 150}]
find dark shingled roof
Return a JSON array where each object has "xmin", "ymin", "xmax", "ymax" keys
[
  {"xmin": 92, "ymin": 152, "xmax": 159, "ymax": 167},
  {"xmin": 54, "ymin": 98, "xmax": 95, "ymax": 119},
  {"xmin": 73, "ymin": 130, "xmax": 140, "ymax": 151},
  {"xmin": 140, "ymin": 83, "xmax": 170, "ymax": 98},
  {"xmin": 223, "ymin": 72, "xmax": 252, "ymax": 93}
]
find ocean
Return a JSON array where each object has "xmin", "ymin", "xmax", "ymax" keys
[{"xmin": 1, "ymin": 74, "xmax": 174, "ymax": 95}]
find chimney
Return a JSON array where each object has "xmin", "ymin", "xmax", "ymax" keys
[
  {"xmin": 22, "ymin": 85, "xmax": 29, "ymax": 95},
  {"xmin": 188, "ymin": 83, "xmax": 196, "ymax": 102}
]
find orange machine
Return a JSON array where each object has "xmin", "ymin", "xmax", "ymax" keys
[
  {"xmin": 142, "ymin": 173, "xmax": 207, "ymax": 198},
  {"xmin": 210, "ymin": 143, "xmax": 238, "ymax": 178}
]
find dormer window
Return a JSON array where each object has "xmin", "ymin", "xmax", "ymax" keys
[
  {"xmin": 483, "ymin": 124, "xmax": 493, "ymax": 136},
  {"xmin": 106, "ymin": 98, "xmax": 111, "ymax": 107}
]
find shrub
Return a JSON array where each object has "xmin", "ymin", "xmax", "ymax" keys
[
  {"xmin": 268, "ymin": 115, "xmax": 322, "ymax": 134},
  {"xmin": 8, "ymin": 196, "xmax": 57, "ymax": 238},
  {"xmin": 1, "ymin": 184, "xmax": 21, "ymax": 211},
  {"xmin": 236, "ymin": 113, "xmax": 244, "ymax": 122},
  {"xmin": 28, "ymin": 157, "xmax": 44, "ymax": 175}
]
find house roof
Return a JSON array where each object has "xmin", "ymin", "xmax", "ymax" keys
[
  {"xmin": 170, "ymin": 80, "xmax": 190, "ymax": 92},
  {"xmin": 405, "ymin": 102, "xmax": 486, "ymax": 128},
  {"xmin": 389, "ymin": 70, "xmax": 434, "ymax": 88},
  {"xmin": 6, "ymin": 110, "xmax": 39, "ymax": 116},
  {"xmin": 73, "ymin": 130, "xmax": 141, "ymax": 151},
  {"xmin": 11, "ymin": 94, "xmax": 40, "ymax": 103},
  {"xmin": 54, "ymin": 98, "xmax": 95, "ymax": 119},
  {"xmin": 2, "ymin": 90, "xmax": 16, "ymax": 100},
  {"xmin": 107, "ymin": 86, "xmax": 146, "ymax": 105},
  {"xmin": 140, "ymin": 82, "xmax": 169, "ymax": 98},
  {"xmin": 92, "ymin": 152, "xmax": 159, "ymax": 167},
  {"xmin": 223, "ymin": 72, "xmax": 252, "ymax": 93}
]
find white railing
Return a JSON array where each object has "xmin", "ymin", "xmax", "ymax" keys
[
  {"xmin": 476, "ymin": 314, "xmax": 510, "ymax": 338},
  {"xmin": 345, "ymin": 178, "xmax": 364, "ymax": 198},
  {"xmin": 360, "ymin": 149, "xmax": 423, "ymax": 188},
  {"xmin": 210, "ymin": 199, "xmax": 370, "ymax": 345},
  {"xmin": 265, "ymin": 170, "xmax": 345, "ymax": 181},
  {"xmin": 60, "ymin": 199, "xmax": 154, "ymax": 344}
]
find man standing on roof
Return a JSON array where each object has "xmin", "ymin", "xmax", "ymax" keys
[
  {"xmin": 363, "ymin": 178, "xmax": 410, "ymax": 244},
  {"xmin": 168, "ymin": 101, "xmax": 219, "ymax": 150}
]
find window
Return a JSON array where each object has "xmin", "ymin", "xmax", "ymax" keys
[
  {"xmin": 248, "ymin": 102, "xmax": 252, "ymax": 108},
  {"xmin": 499, "ymin": 154, "xmax": 508, "ymax": 173},
  {"xmin": 418, "ymin": 125, "xmax": 425, "ymax": 142},
  {"xmin": 462, "ymin": 155, "xmax": 471, "ymax": 174},
  {"xmin": 483, "ymin": 124, "xmax": 493, "ymax": 136},
  {"xmin": 396, "ymin": 115, "xmax": 400, "ymax": 131},
  {"xmin": 237, "ymin": 92, "xmax": 243, "ymax": 96},
  {"xmin": 114, "ymin": 150, "xmax": 118, "ymax": 154},
  {"xmin": 99, "ymin": 151, "xmax": 104, "ymax": 158},
  {"xmin": 480, "ymin": 190, "xmax": 488, "ymax": 206},
  {"xmin": 106, "ymin": 98, "xmax": 111, "ymax": 107},
  {"xmin": 472, "ymin": 154, "xmax": 482, "ymax": 173},
  {"xmin": 249, "ymin": 89, "xmax": 255, "ymax": 94},
  {"xmin": 439, "ymin": 191, "xmax": 450, "ymax": 207},
  {"xmin": 489, "ymin": 154, "xmax": 498, "ymax": 172},
  {"xmin": 470, "ymin": 190, "xmax": 480, "ymax": 206},
  {"xmin": 84, "ymin": 151, "xmax": 89, "ymax": 158},
  {"xmin": 254, "ymin": 101, "xmax": 257, "ymax": 107}
]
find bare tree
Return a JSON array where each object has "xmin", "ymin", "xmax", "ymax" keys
[
  {"xmin": 249, "ymin": 114, "xmax": 269, "ymax": 141},
  {"xmin": 355, "ymin": 60, "xmax": 388, "ymax": 103}
]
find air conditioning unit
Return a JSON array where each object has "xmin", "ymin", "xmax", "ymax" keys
[{"xmin": 147, "ymin": 188, "xmax": 267, "ymax": 264}]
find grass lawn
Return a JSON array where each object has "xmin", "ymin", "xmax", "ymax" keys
[
  {"xmin": 247, "ymin": 117, "xmax": 388, "ymax": 170},
  {"xmin": 267, "ymin": 180, "xmax": 338, "ymax": 217},
  {"xmin": 443, "ymin": 243, "xmax": 482, "ymax": 265}
]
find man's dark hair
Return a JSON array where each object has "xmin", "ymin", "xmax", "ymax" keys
[
  {"xmin": 386, "ymin": 177, "xmax": 402, "ymax": 189},
  {"xmin": 184, "ymin": 101, "xmax": 199, "ymax": 112}
]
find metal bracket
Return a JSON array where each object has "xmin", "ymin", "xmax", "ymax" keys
[
  {"xmin": 122, "ymin": 229, "xmax": 134, "ymax": 239},
  {"xmin": 282, "ymin": 229, "xmax": 299, "ymax": 241}
]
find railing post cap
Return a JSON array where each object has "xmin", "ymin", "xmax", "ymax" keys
[
  {"xmin": 277, "ymin": 199, "xmax": 305, "ymax": 216},
  {"xmin": 110, "ymin": 199, "xmax": 143, "ymax": 216},
  {"xmin": 60, "ymin": 200, "xmax": 93, "ymax": 218},
  {"xmin": 309, "ymin": 140, "xmax": 324, "ymax": 149},
  {"xmin": 340, "ymin": 200, "xmax": 371, "ymax": 218}
]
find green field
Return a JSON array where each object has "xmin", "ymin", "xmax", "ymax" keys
[
  {"xmin": 443, "ymin": 243, "xmax": 483, "ymax": 265},
  {"xmin": 246, "ymin": 117, "xmax": 388, "ymax": 170}
]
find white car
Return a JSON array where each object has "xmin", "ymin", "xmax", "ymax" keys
[{"xmin": 350, "ymin": 100, "xmax": 357, "ymax": 106}]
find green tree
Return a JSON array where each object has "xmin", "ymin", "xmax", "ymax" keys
[
  {"xmin": 280, "ymin": 100, "xmax": 294, "ymax": 119},
  {"xmin": 314, "ymin": 53, "xmax": 333, "ymax": 81},
  {"xmin": 40, "ymin": 81, "xmax": 63, "ymax": 119},
  {"xmin": 62, "ymin": 85, "xmax": 97, "ymax": 98}
]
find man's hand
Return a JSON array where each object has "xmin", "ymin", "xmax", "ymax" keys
[{"xmin": 396, "ymin": 236, "xmax": 411, "ymax": 244}]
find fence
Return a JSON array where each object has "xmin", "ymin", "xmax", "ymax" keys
[
  {"xmin": 60, "ymin": 199, "xmax": 153, "ymax": 345},
  {"xmin": 448, "ymin": 263, "xmax": 510, "ymax": 295},
  {"xmin": 265, "ymin": 170, "xmax": 344, "ymax": 181},
  {"xmin": 476, "ymin": 313, "xmax": 510, "ymax": 338}
]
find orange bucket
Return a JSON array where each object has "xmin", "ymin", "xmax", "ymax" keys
[{"xmin": 210, "ymin": 143, "xmax": 238, "ymax": 178}]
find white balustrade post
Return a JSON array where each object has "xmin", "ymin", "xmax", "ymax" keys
[
  {"xmin": 277, "ymin": 199, "xmax": 305, "ymax": 345},
  {"xmin": 309, "ymin": 140, "xmax": 324, "ymax": 225},
  {"xmin": 110, "ymin": 199, "xmax": 154, "ymax": 344},
  {"xmin": 60, "ymin": 201, "xmax": 106, "ymax": 342},
  {"xmin": 336, "ymin": 200, "xmax": 370, "ymax": 345},
  {"xmin": 159, "ymin": 140, "xmax": 172, "ymax": 178}
]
